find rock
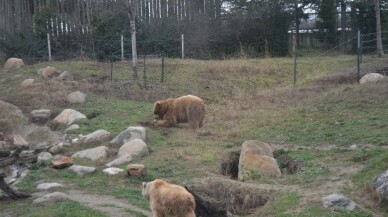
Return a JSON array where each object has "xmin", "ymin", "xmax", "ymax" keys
[
  {"xmin": 105, "ymin": 154, "xmax": 133, "ymax": 167},
  {"xmin": 0, "ymin": 100, "xmax": 28, "ymax": 134},
  {"xmin": 67, "ymin": 91, "xmax": 86, "ymax": 104},
  {"xmin": 48, "ymin": 145, "xmax": 62, "ymax": 155},
  {"xmin": 40, "ymin": 66, "xmax": 61, "ymax": 79},
  {"xmin": 349, "ymin": 144, "xmax": 357, "ymax": 150},
  {"xmin": 37, "ymin": 152, "xmax": 53, "ymax": 165},
  {"xmin": 238, "ymin": 140, "xmax": 281, "ymax": 181},
  {"xmin": 52, "ymin": 155, "xmax": 74, "ymax": 169},
  {"xmin": 3, "ymin": 58, "xmax": 24, "ymax": 71},
  {"xmin": 12, "ymin": 135, "xmax": 28, "ymax": 148},
  {"xmin": 37, "ymin": 182, "xmax": 63, "ymax": 190},
  {"xmin": 374, "ymin": 170, "xmax": 388, "ymax": 202},
  {"xmin": 64, "ymin": 124, "xmax": 79, "ymax": 133},
  {"xmin": 106, "ymin": 140, "xmax": 148, "ymax": 166},
  {"xmin": 117, "ymin": 139, "xmax": 148, "ymax": 160},
  {"xmin": 33, "ymin": 192, "xmax": 69, "ymax": 206},
  {"xmin": 80, "ymin": 129, "xmax": 111, "ymax": 144},
  {"xmin": 240, "ymin": 140, "xmax": 274, "ymax": 157},
  {"xmin": 110, "ymin": 126, "xmax": 146, "ymax": 146},
  {"xmin": 127, "ymin": 164, "xmax": 147, "ymax": 177},
  {"xmin": 22, "ymin": 125, "xmax": 61, "ymax": 147},
  {"xmin": 54, "ymin": 109, "xmax": 86, "ymax": 125},
  {"xmin": 359, "ymin": 73, "xmax": 384, "ymax": 84},
  {"xmin": 20, "ymin": 78, "xmax": 34, "ymax": 87},
  {"xmin": 20, "ymin": 150, "xmax": 35, "ymax": 159},
  {"xmin": 72, "ymin": 146, "xmax": 109, "ymax": 162},
  {"xmin": 31, "ymin": 109, "xmax": 52, "ymax": 124},
  {"xmin": 68, "ymin": 165, "xmax": 96, "ymax": 176},
  {"xmin": 322, "ymin": 194, "xmax": 356, "ymax": 211},
  {"xmin": 56, "ymin": 71, "xmax": 73, "ymax": 81},
  {"xmin": 102, "ymin": 167, "xmax": 124, "ymax": 175}
]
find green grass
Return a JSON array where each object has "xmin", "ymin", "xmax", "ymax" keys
[
  {"xmin": 0, "ymin": 200, "xmax": 107, "ymax": 217},
  {"xmin": 294, "ymin": 206, "xmax": 373, "ymax": 217},
  {"xmin": 352, "ymin": 148, "xmax": 388, "ymax": 188},
  {"xmin": 1, "ymin": 55, "xmax": 388, "ymax": 216}
]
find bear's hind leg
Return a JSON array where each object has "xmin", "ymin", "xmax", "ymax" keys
[{"xmin": 152, "ymin": 209, "xmax": 166, "ymax": 217}]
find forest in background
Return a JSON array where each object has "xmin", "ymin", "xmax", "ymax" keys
[{"xmin": 0, "ymin": 0, "xmax": 387, "ymax": 61}]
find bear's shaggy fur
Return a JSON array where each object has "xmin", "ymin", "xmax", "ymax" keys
[
  {"xmin": 3, "ymin": 58, "xmax": 24, "ymax": 71},
  {"xmin": 142, "ymin": 179, "xmax": 196, "ymax": 217},
  {"xmin": 153, "ymin": 95, "xmax": 205, "ymax": 129}
]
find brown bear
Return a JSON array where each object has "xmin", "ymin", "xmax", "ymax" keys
[
  {"xmin": 153, "ymin": 95, "xmax": 205, "ymax": 129},
  {"xmin": 142, "ymin": 179, "xmax": 196, "ymax": 217}
]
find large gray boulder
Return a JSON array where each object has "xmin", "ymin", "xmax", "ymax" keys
[
  {"xmin": 106, "ymin": 139, "xmax": 148, "ymax": 166},
  {"xmin": 54, "ymin": 109, "xmax": 86, "ymax": 125},
  {"xmin": 322, "ymin": 194, "xmax": 356, "ymax": 211},
  {"xmin": 238, "ymin": 140, "xmax": 281, "ymax": 181},
  {"xmin": 110, "ymin": 126, "xmax": 146, "ymax": 146},
  {"xmin": 80, "ymin": 129, "xmax": 111, "ymax": 144},
  {"xmin": 118, "ymin": 139, "xmax": 148, "ymax": 159},
  {"xmin": 374, "ymin": 170, "xmax": 388, "ymax": 202},
  {"xmin": 0, "ymin": 100, "xmax": 28, "ymax": 134},
  {"xmin": 359, "ymin": 73, "xmax": 384, "ymax": 84},
  {"xmin": 105, "ymin": 154, "xmax": 133, "ymax": 167},
  {"xmin": 72, "ymin": 146, "xmax": 109, "ymax": 162}
]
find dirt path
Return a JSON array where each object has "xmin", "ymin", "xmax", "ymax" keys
[{"xmin": 33, "ymin": 190, "xmax": 152, "ymax": 217}]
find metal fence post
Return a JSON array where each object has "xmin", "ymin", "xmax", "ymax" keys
[
  {"xmin": 47, "ymin": 33, "xmax": 52, "ymax": 61},
  {"xmin": 143, "ymin": 55, "xmax": 147, "ymax": 87},
  {"xmin": 161, "ymin": 53, "xmax": 165, "ymax": 83},
  {"xmin": 293, "ymin": 34, "xmax": 297, "ymax": 86},
  {"xmin": 121, "ymin": 35, "xmax": 124, "ymax": 61},
  {"xmin": 357, "ymin": 29, "xmax": 361, "ymax": 83}
]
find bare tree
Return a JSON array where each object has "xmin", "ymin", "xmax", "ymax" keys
[
  {"xmin": 121, "ymin": 0, "xmax": 138, "ymax": 80},
  {"xmin": 375, "ymin": 0, "xmax": 384, "ymax": 57}
]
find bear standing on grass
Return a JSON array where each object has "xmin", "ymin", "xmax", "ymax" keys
[
  {"xmin": 142, "ymin": 179, "xmax": 196, "ymax": 217},
  {"xmin": 153, "ymin": 95, "xmax": 205, "ymax": 129}
]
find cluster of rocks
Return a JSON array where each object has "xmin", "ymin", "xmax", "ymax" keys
[{"xmin": 1, "ymin": 59, "xmax": 150, "ymax": 202}]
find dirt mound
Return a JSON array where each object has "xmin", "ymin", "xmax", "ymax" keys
[{"xmin": 193, "ymin": 177, "xmax": 269, "ymax": 215}]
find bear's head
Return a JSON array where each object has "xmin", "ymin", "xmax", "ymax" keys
[
  {"xmin": 153, "ymin": 101, "xmax": 167, "ymax": 120},
  {"xmin": 142, "ymin": 181, "xmax": 151, "ymax": 200}
]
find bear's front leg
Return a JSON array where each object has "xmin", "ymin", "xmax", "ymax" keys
[{"xmin": 154, "ymin": 119, "xmax": 171, "ymax": 127}]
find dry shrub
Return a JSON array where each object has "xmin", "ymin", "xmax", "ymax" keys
[
  {"xmin": 219, "ymin": 151, "xmax": 240, "ymax": 179},
  {"xmin": 193, "ymin": 178, "xmax": 269, "ymax": 215},
  {"xmin": 2, "ymin": 80, "xmax": 69, "ymax": 113}
]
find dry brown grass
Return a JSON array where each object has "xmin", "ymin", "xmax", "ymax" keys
[{"xmin": 193, "ymin": 177, "xmax": 270, "ymax": 215}]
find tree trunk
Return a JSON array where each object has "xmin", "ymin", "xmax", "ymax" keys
[
  {"xmin": 375, "ymin": 0, "xmax": 384, "ymax": 57},
  {"xmin": 295, "ymin": 1, "xmax": 300, "ymax": 49},
  {"xmin": 130, "ymin": 20, "xmax": 138, "ymax": 80},
  {"xmin": 340, "ymin": 0, "xmax": 347, "ymax": 50},
  {"xmin": 122, "ymin": 0, "xmax": 138, "ymax": 80}
]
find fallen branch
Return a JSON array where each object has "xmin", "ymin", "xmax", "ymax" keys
[{"xmin": 0, "ymin": 172, "xmax": 30, "ymax": 199}]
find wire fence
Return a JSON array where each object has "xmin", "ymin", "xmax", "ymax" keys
[{"xmin": 2, "ymin": 31, "xmax": 388, "ymax": 88}]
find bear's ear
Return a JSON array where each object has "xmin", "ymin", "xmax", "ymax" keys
[
  {"xmin": 142, "ymin": 182, "xmax": 147, "ymax": 189},
  {"xmin": 155, "ymin": 101, "xmax": 161, "ymax": 107}
]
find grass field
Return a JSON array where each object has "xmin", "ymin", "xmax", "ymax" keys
[{"xmin": 0, "ymin": 54, "xmax": 387, "ymax": 216}]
